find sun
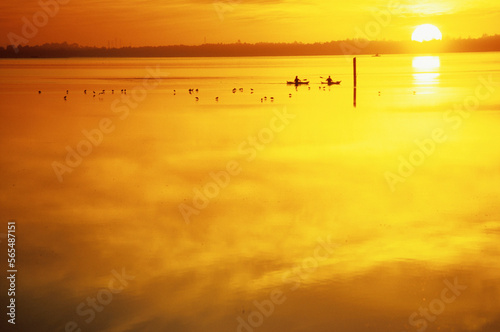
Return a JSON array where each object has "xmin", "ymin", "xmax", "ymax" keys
[{"xmin": 412, "ymin": 24, "xmax": 442, "ymax": 42}]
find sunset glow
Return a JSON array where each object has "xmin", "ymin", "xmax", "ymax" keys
[
  {"xmin": 0, "ymin": 1, "xmax": 499, "ymax": 47},
  {"xmin": 2, "ymin": 1, "xmax": 500, "ymax": 331}
]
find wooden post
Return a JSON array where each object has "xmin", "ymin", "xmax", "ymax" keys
[
  {"xmin": 353, "ymin": 86, "xmax": 357, "ymax": 108},
  {"xmin": 353, "ymin": 57, "xmax": 357, "ymax": 87},
  {"xmin": 353, "ymin": 57, "xmax": 357, "ymax": 107}
]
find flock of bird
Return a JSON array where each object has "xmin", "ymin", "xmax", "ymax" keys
[
  {"xmin": 38, "ymin": 88, "xmax": 128, "ymax": 100},
  {"xmin": 37, "ymin": 84, "xmax": 346, "ymax": 103}
]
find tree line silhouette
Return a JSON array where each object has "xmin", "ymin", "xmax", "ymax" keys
[{"xmin": 1, "ymin": 35, "xmax": 499, "ymax": 58}]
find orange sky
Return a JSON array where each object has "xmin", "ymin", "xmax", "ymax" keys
[{"xmin": 1, "ymin": 0, "xmax": 499, "ymax": 47}]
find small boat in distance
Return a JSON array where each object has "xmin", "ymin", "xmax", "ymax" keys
[
  {"xmin": 287, "ymin": 80, "xmax": 309, "ymax": 85},
  {"xmin": 373, "ymin": 53, "xmax": 381, "ymax": 57},
  {"xmin": 321, "ymin": 80, "xmax": 342, "ymax": 85}
]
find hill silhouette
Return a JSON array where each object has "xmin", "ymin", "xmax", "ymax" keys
[{"xmin": 1, "ymin": 35, "xmax": 499, "ymax": 58}]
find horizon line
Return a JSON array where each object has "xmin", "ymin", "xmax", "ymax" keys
[{"xmin": 2, "ymin": 34, "xmax": 500, "ymax": 49}]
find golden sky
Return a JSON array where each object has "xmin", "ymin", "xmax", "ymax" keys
[{"xmin": 1, "ymin": 0, "xmax": 499, "ymax": 47}]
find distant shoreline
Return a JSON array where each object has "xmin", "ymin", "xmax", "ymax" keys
[
  {"xmin": 1, "ymin": 51, "xmax": 498, "ymax": 61},
  {"xmin": 2, "ymin": 35, "xmax": 499, "ymax": 58}
]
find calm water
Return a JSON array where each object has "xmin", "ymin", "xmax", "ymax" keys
[{"xmin": 0, "ymin": 53, "xmax": 500, "ymax": 332}]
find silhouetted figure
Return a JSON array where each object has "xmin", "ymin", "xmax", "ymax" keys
[
  {"xmin": 66, "ymin": 90, "xmax": 69, "ymax": 94},
  {"xmin": 215, "ymin": 97, "xmax": 219, "ymax": 102},
  {"xmin": 326, "ymin": 76, "xmax": 333, "ymax": 84},
  {"xmin": 38, "ymin": 91, "xmax": 41, "ymax": 94},
  {"xmin": 294, "ymin": 76, "xmax": 300, "ymax": 84},
  {"xmin": 195, "ymin": 97, "xmax": 199, "ymax": 101},
  {"xmin": 112, "ymin": 90, "xmax": 114, "ymax": 94},
  {"xmin": 64, "ymin": 96, "xmax": 67, "ymax": 101},
  {"xmin": 84, "ymin": 90, "xmax": 87, "ymax": 94}
]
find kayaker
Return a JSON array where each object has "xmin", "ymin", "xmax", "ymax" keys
[
  {"xmin": 326, "ymin": 76, "xmax": 333, "ymax": 84},
  {"xmin": 294, "ymin": 76, "xmax": 300, "ymax": 84}
]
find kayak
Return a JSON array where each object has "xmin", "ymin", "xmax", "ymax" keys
[
  {"xmin": 321, "ymin": 81, "xmax": 341, "ymax": 85},
  {"xmin": 287, "ymin": 81, "xmax": 309, "ymax": 85}
]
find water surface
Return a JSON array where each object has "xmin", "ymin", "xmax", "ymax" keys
[{"xmin": 0, "ymin": 53, "xmax": 500, "ymax": 332}]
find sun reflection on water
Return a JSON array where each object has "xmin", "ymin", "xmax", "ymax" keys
[
  {"xmin": 412, "ymin": 56, "xmax": 440, "ymax": 70},
  {"xmin": 412, "ymin": 56, "xmax": 441, "ymax": 93}
]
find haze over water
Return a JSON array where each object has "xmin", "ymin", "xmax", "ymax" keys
[{"xmin": 1, "ymin": 53, "xmax": 500, "ymax": 331}]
